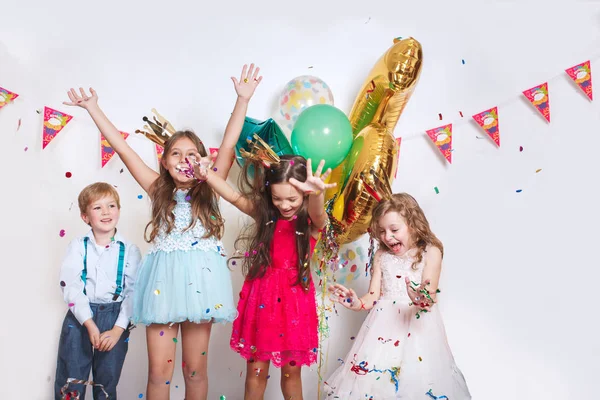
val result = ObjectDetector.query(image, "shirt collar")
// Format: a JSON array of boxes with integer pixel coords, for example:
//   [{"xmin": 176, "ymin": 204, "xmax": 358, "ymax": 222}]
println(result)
[{"xmin": 84, "ymin": 229, "xmax": 125, "ymax": 246}]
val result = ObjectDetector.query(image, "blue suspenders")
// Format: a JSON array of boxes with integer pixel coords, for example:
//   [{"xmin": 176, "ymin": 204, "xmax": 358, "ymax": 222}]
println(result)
[{"xmin": 82, "ymin": 237, "xmax": 126, "ymax": 301}]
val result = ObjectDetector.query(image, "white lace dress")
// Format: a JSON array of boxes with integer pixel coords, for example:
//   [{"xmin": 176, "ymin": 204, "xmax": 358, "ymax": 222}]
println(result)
[
  {"xmin": 132, "ymin": 189, "xmax": 237, "ymax": 325},
  {"xmin": 324, "ymin": 251, "xmax": 471, "ymax": 399}
]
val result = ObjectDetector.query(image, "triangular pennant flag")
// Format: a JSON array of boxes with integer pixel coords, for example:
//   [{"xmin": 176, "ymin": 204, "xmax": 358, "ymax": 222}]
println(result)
[
  {"xmin": 42, "ymin": 106, "xmax": 73, "ymax": 149},
  {"xmin": 156, "ymin": 144, "xmax": 164, "ymax": 166},
  {"xmin": 472, "ymin": 107, "xmax": 500, "ymax": 146},
  {"xmin": 0, "ymin": 87, "xmax": 19, "ymax": 110},
  {"xmin": 101, "ymin": 132, "xmax": 130, "ymax": 168},
  {"xmin": 565, "ymin": 61, "xmax": 593, "ymax": 101},
  {"xmin": 394, "ymin": 137, "xmax": 402, "ymax": 178},
  {"xmin": 522, "ymin": 83, "xmax": 550, "ymax": 122},
  {"xmin": 426, "ymin": 124, "xmax": 453, "ymax": 164}
]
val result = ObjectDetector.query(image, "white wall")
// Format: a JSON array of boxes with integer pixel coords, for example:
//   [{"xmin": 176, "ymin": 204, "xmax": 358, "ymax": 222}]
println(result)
[{"xmin": 1, "ymin": 2, "xmax": 599, "ymax": 399}]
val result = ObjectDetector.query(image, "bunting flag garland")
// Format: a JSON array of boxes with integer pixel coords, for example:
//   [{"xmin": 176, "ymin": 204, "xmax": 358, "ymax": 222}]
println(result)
[
  {"xmin": 472, "ymin": 107, "xmax": 500, "ymax": 146},
  {"xmin": 42, "ymin": 107, "xmax": 73, "ymax": 149},
  {"xmin": 426, "ymin": 124, "xmax": 453, "ymax": 164},
  {"xmin": 522, "ymin": 82, "xmax": 550, "ymax": 122},
  {"xmin": 565, "ymin": 61, "xmax": 593, "ymax": 101},
  {"xmin": 0, "ymin": 87, "xmax": 18, "ymax": 109},
  {"xmin": 394, "ymin": 137, "xmax": 402, "ymax": 178},
  {"xmin": 101, "ymin": 131, "xmax": 129, "ymax": 167}
]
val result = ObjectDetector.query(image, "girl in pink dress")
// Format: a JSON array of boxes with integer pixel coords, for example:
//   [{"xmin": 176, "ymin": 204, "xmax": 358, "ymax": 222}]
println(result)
[{"xmin": 194, "ymin": 153, "xmax": 335, "ymax": 400}]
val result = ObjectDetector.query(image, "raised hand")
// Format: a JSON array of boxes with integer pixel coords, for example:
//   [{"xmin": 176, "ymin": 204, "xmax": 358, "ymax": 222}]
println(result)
[
  {"xmin": 231, "ymin": 63, "xmax": 263, "ymax": 101},
  {"xmin": 328, "ymin": 283, "xmax": 361, "ymax": 310},
  {"xmin": 289, "ymin": 159, "xmax": 337, "ymax": 196},
  {"xmin": 63, "ymin": 87, "xmax": 99, "ymax": 110},
  {"xmin": 405, "ymin": 277, "xmax": 434, "ymax": 312}
]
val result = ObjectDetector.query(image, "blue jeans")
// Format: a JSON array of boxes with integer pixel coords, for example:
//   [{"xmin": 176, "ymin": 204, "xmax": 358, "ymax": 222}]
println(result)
[{"xmin": 54, "ymin": 302, "xmax": 130, "ymax": 400}]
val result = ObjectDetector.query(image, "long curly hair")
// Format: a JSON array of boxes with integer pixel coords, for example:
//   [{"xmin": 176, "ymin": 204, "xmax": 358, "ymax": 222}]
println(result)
[
  {"xmin": 232, "ymin": 154, "xmax": 312, "ymax": 289},
  {"xmin": 370, "ymin": 193, "xmax": 443, "ymax": 270},
  {"xmin": 144, "ymin": 130, "xmax": 224, "ymax": 243}
]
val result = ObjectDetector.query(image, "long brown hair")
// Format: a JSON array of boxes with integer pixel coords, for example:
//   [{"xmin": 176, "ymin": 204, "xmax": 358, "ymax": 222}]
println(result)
[
  {"xmin": 144, "ymin": 131, "xmax": 224, "ymax": 242},
  {"xmin": 370, "ymin": 193, "xmax": 443, "ymax": 269},
  {"xmin": 232, "ymin": 154, "xmax": 312, "ymax": 289}
]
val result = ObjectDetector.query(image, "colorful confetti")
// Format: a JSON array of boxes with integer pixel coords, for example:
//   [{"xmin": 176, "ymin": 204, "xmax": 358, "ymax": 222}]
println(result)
[
  {"xmin": 172, "ymin": 338, "xmax": 178, "ymax": 343},
  {"xmin": 461, "ymin": 59, "xmax": 465, "ymax": 65},
  {"xmin": 138, "ymin": 394, "xmax": 143, "ymax": 398},
  {"xmin": 65, "ymin": 172, "xmax": 72, "ymax": 178},
  {"xmin": 24, "ymin": 146, "xmax": 28, "ymax": 151},
  {"xmin": 160, "ymin": 331, "xmax": 164, "ymax": 336},
  {"xmin": 17, "ymin": 118, "xmax": 21, "ymax": 131},
  {"xmin": 438, "ymin": 113, "xmax": 442, "ymax": 120},
  {"xmin": 516, "ymin": 189, "xmax": 523, "ymax": 193},
  {"xmin": 60, "ymin": 281, "xmax": 66, "ymax": 287},
  {"xmin": 137, "ymin": 194, "xmax": 143, "ymax": 199},
  {"xmin": 459, "ymin": 111, "xmax": 463, "ymax": 117},
  {"xmin": 434, "ymin": 187, "xmax": 439, "ymax": 194},
  {"xmin": 68, "ymin": 303, "xmax": 74, "ymax": 307},
  {"xmin": 519, "ymin": 146, "xmax": 523, "ymax": 152},
  {"xmin": 536, "ymin": 169, "xmax": 542, "ymax": 173},
  {"xmin": 59, "ymin": 229, "xmax": 66, "ymax": 237},
  {"xmin": 154, "ymin": 289, "xmax": 160, "ymax": 295}
]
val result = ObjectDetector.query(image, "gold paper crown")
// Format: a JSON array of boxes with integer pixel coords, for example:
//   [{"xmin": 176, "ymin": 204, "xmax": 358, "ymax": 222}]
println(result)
[
  {"xmin": 239, "ymin": 133, "xmax": 281, "ymax": 168},
  {"xmin": 135, "ymin": 108, "xmax": 176, "ymax": 147}
]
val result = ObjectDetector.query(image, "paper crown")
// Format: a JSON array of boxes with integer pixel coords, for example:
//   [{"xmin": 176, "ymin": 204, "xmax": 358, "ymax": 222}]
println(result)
[
  {"xmin": 239, "ymin": 133, "xmax": 281, "ymax": 168},
  {"xmin": 135, "ymin": 108, "xmax": 176, "ymax": 147}
]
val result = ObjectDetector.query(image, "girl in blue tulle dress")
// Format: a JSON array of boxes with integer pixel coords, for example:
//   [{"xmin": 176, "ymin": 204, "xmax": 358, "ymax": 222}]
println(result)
[{"xmin": 63, "ymin": 63, "xmax": 262, "ymax": 399}]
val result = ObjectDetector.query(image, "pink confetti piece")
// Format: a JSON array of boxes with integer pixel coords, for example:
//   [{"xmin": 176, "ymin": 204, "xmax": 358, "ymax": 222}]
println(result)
[
  {"xmin": 68, "ymin": 303, "xmax": 74, "ymax": 307},
  {"xmin": 24, "ymin": 146, "xmax": 28, "ymax": 152},
  {"xmin": 59, "ymin": 229, "xmax": 66, "ymax": 237},
  {"xmin": 17, "ymin": 118, "xmax": 21, "ymax": 131}
]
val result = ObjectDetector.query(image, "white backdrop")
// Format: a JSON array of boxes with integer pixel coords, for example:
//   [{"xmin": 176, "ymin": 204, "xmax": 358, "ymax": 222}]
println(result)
[{"xmin": 1, "ymin": 2, "xmax": 599, "ymax": 399}]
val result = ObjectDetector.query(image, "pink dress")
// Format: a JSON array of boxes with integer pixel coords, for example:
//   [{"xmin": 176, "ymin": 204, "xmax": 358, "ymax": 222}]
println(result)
[{"xmin": 230, "ymin": 218, "xmax": 318, "ymax": 368}]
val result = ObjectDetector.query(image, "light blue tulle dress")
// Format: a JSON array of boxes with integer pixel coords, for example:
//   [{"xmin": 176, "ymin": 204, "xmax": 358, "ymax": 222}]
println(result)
[{"xmin": 133, "ymin": 189, "xmax": 237, "ymax": 325}]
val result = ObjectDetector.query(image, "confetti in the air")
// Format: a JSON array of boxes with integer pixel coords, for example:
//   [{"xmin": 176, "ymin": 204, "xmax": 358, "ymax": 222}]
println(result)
[{"xmin": 59, "ymin": 229, "xmax": 66, "ymax": 237}]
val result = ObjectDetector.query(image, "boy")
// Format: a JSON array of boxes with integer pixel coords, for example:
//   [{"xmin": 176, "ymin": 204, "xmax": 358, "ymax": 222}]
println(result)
[{"xmin": 54, "ymin": 182, "xmax": 141, "ymax": 399}]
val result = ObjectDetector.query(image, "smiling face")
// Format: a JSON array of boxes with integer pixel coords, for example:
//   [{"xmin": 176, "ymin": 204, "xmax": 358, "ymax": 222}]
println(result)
[
  {"xmin": 162, "ymin": 136, "xmax": 201, "ymax": 187},
  {"xmin": 270, "ymin": 182, "xmax": 305, "ymax": 220},
  {"xmin": 81, "ymin": 195, "xmax": 120, "ymax": 236},
  {"xmin": 377, "ymin": 211, "xmax": 413, "ymax": 255}
]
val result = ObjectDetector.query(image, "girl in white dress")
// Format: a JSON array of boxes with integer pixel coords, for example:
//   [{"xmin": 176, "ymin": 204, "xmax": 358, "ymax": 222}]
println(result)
[{"xmin": 325, "ymin": 193, "xmax": 471, "ymax": 399}]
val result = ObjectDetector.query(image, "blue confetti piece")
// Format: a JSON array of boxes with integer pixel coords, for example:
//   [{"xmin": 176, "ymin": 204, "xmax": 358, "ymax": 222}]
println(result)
[
  {"xmin": 206, "ymin": 308, "xmax": 210, "ymax": 313},
  {"xmin": 516, "ymin": 189, "xmax": 523, "ymax": 193},
  {"xmin": 68, "ymin": 324, "xmax": 74, "ymax": 328},
  {"xmin": 165, "ymin": 380, "xmax": 170, "ymax": 385},
  {"xmin": 138, "ymin": 394, "xmax": 143, "ymax": 399},
  {"xmin": 461, "ymin": 59, "xmax": 465, "ymax": 65},
  {"xmin": 192, "ymin": 241, "xmax": 198, "ymax": 246},
  {"xmin": 124, "ymin": 337, "xmax": 130, "ymax": 343},
  {"xmin": 137, "ymin": 194, "xmax": 143, "ymax": 199}
]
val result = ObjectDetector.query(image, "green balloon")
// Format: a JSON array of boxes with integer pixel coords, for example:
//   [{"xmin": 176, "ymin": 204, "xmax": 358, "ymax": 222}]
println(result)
[
  {"xmin": 291, "ymin": 104, "xmax": 353, "ymax": 172},
  {"xmin": 235, "ymin": 117, "xmax": 293, "ymax": 178}
]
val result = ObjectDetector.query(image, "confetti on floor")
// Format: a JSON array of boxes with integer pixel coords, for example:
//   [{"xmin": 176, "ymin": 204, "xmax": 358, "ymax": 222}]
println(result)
[{"xmin": 434, "ymin": 187, "xmax": 439, "ymax": 194}]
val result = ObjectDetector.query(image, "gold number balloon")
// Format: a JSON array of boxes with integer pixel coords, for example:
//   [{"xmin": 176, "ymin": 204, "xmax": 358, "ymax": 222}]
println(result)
[{"xmin": 330, "ymin": 37, "xmax": 423, "ymax": 245}]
